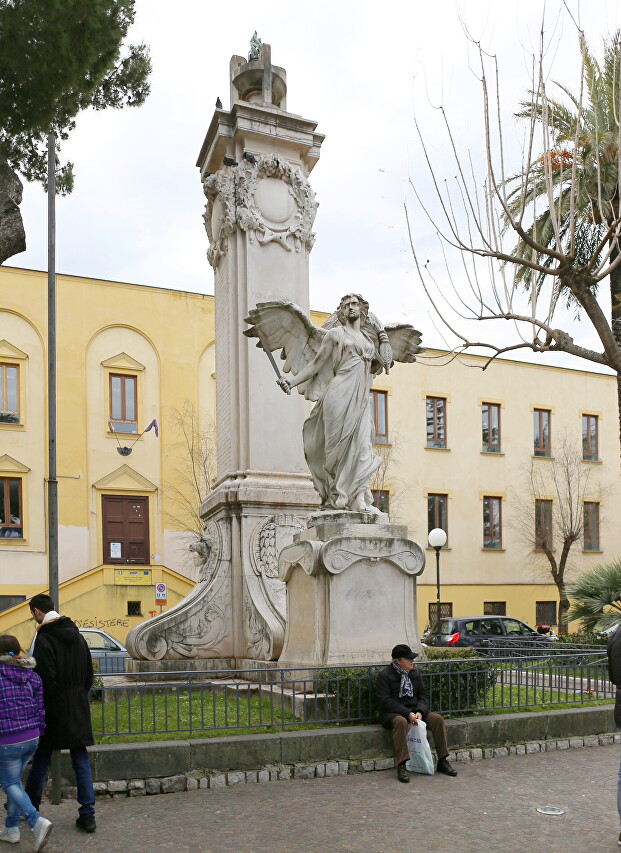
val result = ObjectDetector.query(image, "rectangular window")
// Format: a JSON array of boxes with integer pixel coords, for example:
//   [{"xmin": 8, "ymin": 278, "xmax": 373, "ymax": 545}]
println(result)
[
  {"xmin": 428, "ymin": 602, "xmax": 453, "ymax": 623},
  {"xmin": 482, "ymin": 403, "xmax": 501, "ymax": 453},
  {"xmin": 371, "ymin": 489, "xmax": 390, "ymax": 514},
  {"xmin": 369, "ymin": 390, "xmax": 388, "ymax": 444},
  {"xmin": 426, "ymin": 396, "xmax": 447, "ymax": 448},
  {"xmin": 483, "ymin": 496, "xmax": 502, "ymax": 549},
  {"xmin": 0, "ymin": 477, "xmax": 22, "ymax": 538},
  {"xmin": 536, "ymin": 601, "xmax": 557, "ymax": 626},
  {"xmin": 583, "ymin": 501, "xmax": 600, "ymax": 551},
  {"xmin": 0, "ymin": 364, "xmax": 19, "ymax": 424},
  {"xmin": 109, "ymin": 374, "xmax": 137, "ymax": 433},
  {"xmin": 427, "ymin": 494, "xmax": 448, "ymax": 545},
  {"xmin": 533, "ymin": 409, "xmax": 551, "ymax": 456},
  {"xmin": 535, "ymin": 499, "xmax": 553, "ymax": 550},
  {"xmin": 484, "ymin": 601, "xmax": 506, "ymax": 616},
  {"xmin": 582, "ymin": 414, "xmax": 599, "ymax": 461},
  {"xmin": 127, "ymin": 601, "xmax": 142, "ymax": 616}
]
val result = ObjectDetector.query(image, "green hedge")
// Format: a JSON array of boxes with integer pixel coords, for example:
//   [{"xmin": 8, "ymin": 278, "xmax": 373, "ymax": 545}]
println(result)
[
  {"xmin": 556, "ymin": 631, "xmax": 607, "ymax": 646},
  {"xmin": 315, "ymin": 650, "xmax": 497, "ymax": 721}
]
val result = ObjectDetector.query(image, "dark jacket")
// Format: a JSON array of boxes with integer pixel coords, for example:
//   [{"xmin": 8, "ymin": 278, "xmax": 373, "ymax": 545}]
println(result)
[
  {"xmin": 32, "ymin": 616, "xmax": 94, "ymax": 749},
  {"xmin": 607, "ymin": 626, "xmax": 621, "ymax": 729},
  {"xmin": 376, "ymin": 663, "xmax": 430, "ymax": 727}
]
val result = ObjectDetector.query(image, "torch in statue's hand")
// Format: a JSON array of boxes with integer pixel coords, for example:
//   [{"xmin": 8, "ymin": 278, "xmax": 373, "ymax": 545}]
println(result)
[{"xmin": 277, "ymin": 377, "xmax": 291, "ymax": 394}]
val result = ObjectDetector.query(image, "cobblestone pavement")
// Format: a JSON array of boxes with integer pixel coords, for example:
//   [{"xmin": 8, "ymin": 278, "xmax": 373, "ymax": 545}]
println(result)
[{"xmin": 5, "ymin": 744, "xmax": 621, "ymax": 853}]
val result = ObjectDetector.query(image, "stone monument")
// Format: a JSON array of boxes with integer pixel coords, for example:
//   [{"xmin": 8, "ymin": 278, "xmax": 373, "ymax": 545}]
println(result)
[
  {"xmin": 244, "ymin": 294, "xmax": 426, "ymax": 667},
  {"xmin": 126, "ymin": 38, "xmax": 325, "ymax": 664}
]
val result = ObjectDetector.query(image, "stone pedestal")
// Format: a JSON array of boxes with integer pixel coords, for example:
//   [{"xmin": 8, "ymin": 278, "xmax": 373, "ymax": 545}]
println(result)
[{"xmin": 277, "ymin": 513, "xmax": 426, "ymax": 668}]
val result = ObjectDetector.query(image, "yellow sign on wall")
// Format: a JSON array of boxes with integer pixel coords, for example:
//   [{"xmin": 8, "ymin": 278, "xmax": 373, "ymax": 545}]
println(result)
[{"xmin": 114, "ymin": 569, "xmax": 152, "ymax": 586}]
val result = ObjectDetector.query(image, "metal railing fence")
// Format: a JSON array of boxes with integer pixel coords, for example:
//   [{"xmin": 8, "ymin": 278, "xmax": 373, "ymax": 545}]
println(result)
[{"xmin": 90, "ymin": 647, "xmax": 613, "ymax": 739}]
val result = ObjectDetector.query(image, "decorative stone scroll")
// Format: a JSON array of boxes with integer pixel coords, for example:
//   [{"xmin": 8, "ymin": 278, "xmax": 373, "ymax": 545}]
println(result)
[{"xmin": 203, "ymin": 154, "xmax": 318, "ymax": 267}]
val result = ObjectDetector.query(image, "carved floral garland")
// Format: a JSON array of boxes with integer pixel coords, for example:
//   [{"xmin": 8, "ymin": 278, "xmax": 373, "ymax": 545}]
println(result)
[{"xmin": 202, "ymin": 154, "xmax": 318, "ymax": 268}]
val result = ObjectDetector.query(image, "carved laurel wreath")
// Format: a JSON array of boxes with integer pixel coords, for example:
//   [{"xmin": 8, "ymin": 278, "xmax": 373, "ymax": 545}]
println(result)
[{"xmin": 202, "ymin": 154, "xmax": 318, "ymax": 268}]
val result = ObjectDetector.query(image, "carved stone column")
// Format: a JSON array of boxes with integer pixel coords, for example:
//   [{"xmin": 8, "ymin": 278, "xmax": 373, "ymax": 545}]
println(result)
[{"xmin": 127, "ymin": 40, "xmax": 324, "ymax": 663}]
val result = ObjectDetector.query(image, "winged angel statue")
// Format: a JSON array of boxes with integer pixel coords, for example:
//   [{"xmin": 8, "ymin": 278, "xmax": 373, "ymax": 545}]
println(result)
[{"xmin": 244, "ymin": 294, "xmax": 423, "ymax": 514}]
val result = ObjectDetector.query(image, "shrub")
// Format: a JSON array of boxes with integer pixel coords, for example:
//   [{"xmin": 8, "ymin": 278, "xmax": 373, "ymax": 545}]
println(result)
[
  {"xmin": 417, "ymin": 648, "xmax": 497, "ymax": 715},
  {"xmin": 556, "ymin": 631, "xmax": 607, "ymax": 646},
  {"xmin": 314, "ymin": 649, "xmax": 497, "ymax": 722}
]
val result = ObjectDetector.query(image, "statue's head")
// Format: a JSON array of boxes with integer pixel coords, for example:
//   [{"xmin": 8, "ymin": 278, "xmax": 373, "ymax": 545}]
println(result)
[{"xmin": 336, "ymin": 293, "xmax": 369, "ymax": 326}]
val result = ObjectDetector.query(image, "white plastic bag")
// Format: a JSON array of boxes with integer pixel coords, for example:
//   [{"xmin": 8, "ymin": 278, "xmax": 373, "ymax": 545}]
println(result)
[{"xmin": 405, "ymin": 719, "xmax": 434, "ymax": 775}]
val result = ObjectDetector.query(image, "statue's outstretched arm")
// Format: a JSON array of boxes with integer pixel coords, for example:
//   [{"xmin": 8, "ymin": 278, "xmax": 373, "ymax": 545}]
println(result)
[{"xmin": 283, "ymin": 331, "xmax": 336, "ymax": 391}]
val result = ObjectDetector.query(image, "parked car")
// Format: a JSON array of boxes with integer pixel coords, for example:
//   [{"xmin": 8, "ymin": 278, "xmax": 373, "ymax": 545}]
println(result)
[
  {"xmin": 423, "ymin": 616, "xmax": 553, "ymax": 654},
  {"xmin": 29, "ymin": 627, "xmax": 130, "ymax": 674}
]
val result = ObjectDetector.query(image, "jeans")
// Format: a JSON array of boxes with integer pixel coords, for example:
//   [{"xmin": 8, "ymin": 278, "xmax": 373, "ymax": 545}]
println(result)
[
  {"xmin": 0, "ymin": 737, "xmax": 41, "ymax": 829},
  {"xmin": 25, "ymin": 744, "xmax": 95, "ymax": 817}
]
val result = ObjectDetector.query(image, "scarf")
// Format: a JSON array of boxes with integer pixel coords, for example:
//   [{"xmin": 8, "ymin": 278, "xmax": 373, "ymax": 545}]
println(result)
[{"xmin": 392, "ymin": 661, "xmax": 413, "ymax": 699}]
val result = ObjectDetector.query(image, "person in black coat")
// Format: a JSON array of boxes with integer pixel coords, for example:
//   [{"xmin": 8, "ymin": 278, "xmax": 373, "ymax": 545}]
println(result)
[
  {"xmin": 607, "ymin": 625, "xmax": 621, "ymax": 844},
  {"xmin": 24, "ymin": 594, "xmax": 97, "ymax": 834},
  {"xmin": 376, "ymin": 643, "xmax": 457, "ymax": 782}
]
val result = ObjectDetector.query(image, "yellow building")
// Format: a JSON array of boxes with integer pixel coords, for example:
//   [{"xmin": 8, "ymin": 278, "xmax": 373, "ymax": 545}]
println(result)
[{"xmin": 1, "ymin": 265, "xmax": 620, "ymax": 647}]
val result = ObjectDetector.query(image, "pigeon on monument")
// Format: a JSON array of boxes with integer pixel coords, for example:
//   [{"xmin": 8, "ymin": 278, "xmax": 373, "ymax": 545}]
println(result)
[
  {"xmin": 243, "ymin": 152, "xmax": 257, "ymax": 164},
  {"xmin": 223, "ymin": 156, "xmax": 238, "ymax": 167},
  {"xmin": 215, "ymin": 97, "xmax": 223, "ymax": 108}
]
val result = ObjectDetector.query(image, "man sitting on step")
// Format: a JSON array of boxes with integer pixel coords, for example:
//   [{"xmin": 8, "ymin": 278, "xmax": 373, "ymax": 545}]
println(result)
[{"xmin": 376, "ymin": 643, "xmax": 458, "ymax": 782}]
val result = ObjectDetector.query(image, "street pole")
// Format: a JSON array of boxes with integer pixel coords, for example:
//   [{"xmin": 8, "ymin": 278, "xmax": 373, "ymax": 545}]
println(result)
[
  {"xmin": 428, "ymin": 528, "xmax": 447, "ymax": 628},
  {"xmin": 47, "ymin": 133, "xmax": 61, "ymax": 806},
  {"xmin": 435, "ymin": 546, "xmax": 441, "ymax": 628}
]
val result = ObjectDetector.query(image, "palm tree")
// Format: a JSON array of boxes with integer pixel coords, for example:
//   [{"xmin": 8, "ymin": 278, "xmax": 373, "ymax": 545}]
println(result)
[
  {"xmin": 567, "ymin": 560, "xmax": 621, "ymax": 632},
  {"xmin": 506, "ymin": 33, "xmax": 621, "ymax": 442}
]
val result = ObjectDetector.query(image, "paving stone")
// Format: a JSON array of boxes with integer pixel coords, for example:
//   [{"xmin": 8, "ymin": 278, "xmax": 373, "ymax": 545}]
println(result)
[
  {"xmin": 257, "ymin": 770, "xmax": 270, "ymax": 783},
  {"xmin": 493, "ymin": 748, "xmax": 509, "ymax": 758},
  {"xmin": 483, "ymin": 748, "xmax": 494, "ymax": 760},
  {"xmin": 199, "ymin": 777, "xmax": 209, "ymax": 789},
  {"xmin": 161, "ymin": 775, "xmax": 186, "ymax": 794},
  {"xmin": 361, "ymin": 760, "xmax": 375, "ymax": 772},
  {"xmin": 515, "ymin": 744, "xmax": 526, "ymax": 755},
  {"xmin": 614, "ymin": 733, "xmax": 621, "ymax": 743},
  {"xmin": 325, "ymin": 761, "xmax": 340, "ymax": 777},
  {"xmin": 470, "ymin": 748, "xmax": 483, "ymax": 761},
  {"xmin": 145, "ymin": 779, "xmax": 161, "ymax": 795},
  {"xmin": 569, "ymin": 737, "xmax": 584, "ymax": 749},
  {"xmin": 245, "ymin": 771, "xmax": 258, "ymax": 783},
  {"xmin": 209, "ymin": 774, "xmax": 226, "ymax": 789},
  {"xmin": 456, "ymin": 751, "xmax": 470, "ymax": 762},
  {"xmin": 525, "ymin": 742, "xmax": 540, "ymax": 754},
  {"xmin": 557, "ymin": 739, "xmax": 570, "ymax": 750},
  {"xmin": 373, "ymin": 758, "xmax": 393, "ymax": 771},
  {"xmin": 338, "ymin": 762, "xmax": 349, "ymax": 775},
  {"xmin": 583, "ymin": 735, "xmax": 599, "ymax": 747},
  {"xmin": 186, "ymin": 777, "xmax": 199, "ymax": 790},
  {"xmin": 108, "ymin": 780, "xmax": 128, "ymax": 793},
  {"xmin": 93, "ymin": 782, "xmax": 109, "ymax": 796},
  {"xmin": 294, "ymin": 766, "xmax": 316, "ymax": 780},
  {"xmin": 277, "ymin": 767, "xmax": 292, "ymax": 781},
  {"xmin": 599, "ymin": 735, "xmax": 614, "ymax": 746},
  {"xmin": 545, "ymin": 741, "xmax": 557, "ymax": 752},
  {"xmin": 315, "ymin": 764, "xmax": 326, "ymax": 778},
  {"xmin": 25, "ymin": 743, "xmax": 620, "ymax": 853},
  {"xmin": 226, "ymin": 772, "xmax": 245, "ymax": 786}
]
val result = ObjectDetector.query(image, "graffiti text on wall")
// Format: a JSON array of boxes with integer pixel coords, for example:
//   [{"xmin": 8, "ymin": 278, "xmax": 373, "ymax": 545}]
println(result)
[{"xmin": 74, "ymin": 618, "xmax": 130, "ymax": 629}]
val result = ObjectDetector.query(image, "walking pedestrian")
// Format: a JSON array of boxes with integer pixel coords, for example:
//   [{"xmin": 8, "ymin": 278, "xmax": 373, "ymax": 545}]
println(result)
[
  {"xmin": 607, "ymin": 625, "xmax": 621, "ymax": 845},
  {"xmin": 25, "ymin": 595, "xmax": 96, "ymax": 834},
  {"xmin": 0, "ymin": 634, "xmax": 52, "ymax": 850}
]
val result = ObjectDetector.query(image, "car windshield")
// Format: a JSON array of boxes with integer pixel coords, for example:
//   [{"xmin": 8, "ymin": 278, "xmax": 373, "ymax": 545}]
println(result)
[{"xmin": 430, "ymin": 619, "xmax": 457, "ymax": 635}]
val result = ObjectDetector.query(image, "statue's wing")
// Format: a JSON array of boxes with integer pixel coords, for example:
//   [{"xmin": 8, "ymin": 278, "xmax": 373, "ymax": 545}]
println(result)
[
  {"xmin": 244, "ymin": 300, "xmax": 326, "ymax": 400},
  {"xmin": 385, "ymin": 324, "xmax": 425, "ymax": 363}
]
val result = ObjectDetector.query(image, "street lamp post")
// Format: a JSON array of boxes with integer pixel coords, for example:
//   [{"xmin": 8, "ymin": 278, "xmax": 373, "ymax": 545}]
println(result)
[{"xmin": 428, "ymin": 528, "xmax": 447, "ymax": 628}]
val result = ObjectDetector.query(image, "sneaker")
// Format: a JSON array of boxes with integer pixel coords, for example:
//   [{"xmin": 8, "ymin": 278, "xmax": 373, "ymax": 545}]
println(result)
[
  {"xmin": 0, "ymin": 827, "xmax": 19, "ymax": 844},
  {"xmin": 31, "ymin": 817, "xmax": 52, "ymax": 852},
  {"xmin": 75, "ymin": 814, "xmax": 96, "ymax": 833}
]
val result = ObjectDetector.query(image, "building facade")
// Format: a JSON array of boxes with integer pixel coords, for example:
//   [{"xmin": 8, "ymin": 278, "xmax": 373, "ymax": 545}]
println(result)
[{"xmin": 1, "ymin": 265, "xmax": 620, "ymax": 647}]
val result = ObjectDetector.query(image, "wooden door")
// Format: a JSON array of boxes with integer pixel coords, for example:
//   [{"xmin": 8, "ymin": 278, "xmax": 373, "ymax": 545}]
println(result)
[{"xmin": 102, "ymin": 496, "xmax": 149, "ymax": 565}]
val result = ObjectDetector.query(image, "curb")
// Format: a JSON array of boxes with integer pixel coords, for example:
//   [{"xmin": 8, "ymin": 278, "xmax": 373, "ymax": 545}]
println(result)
[{"xmin": 57, "ymin": 731, "xmax": 620, "ymax": 800}]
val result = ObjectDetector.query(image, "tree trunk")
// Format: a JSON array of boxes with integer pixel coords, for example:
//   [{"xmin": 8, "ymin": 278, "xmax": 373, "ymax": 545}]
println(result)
[
  {"xmin": 558, "ymin": 595, "xmax": 570, "ymax": 635},
  {"xmin": 0, "ymin": 156, "xmax": 26, "ymax": 264},
  {"xmin": 609, "ymin": 251, "xmax": 621, "ymax": 451}
]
